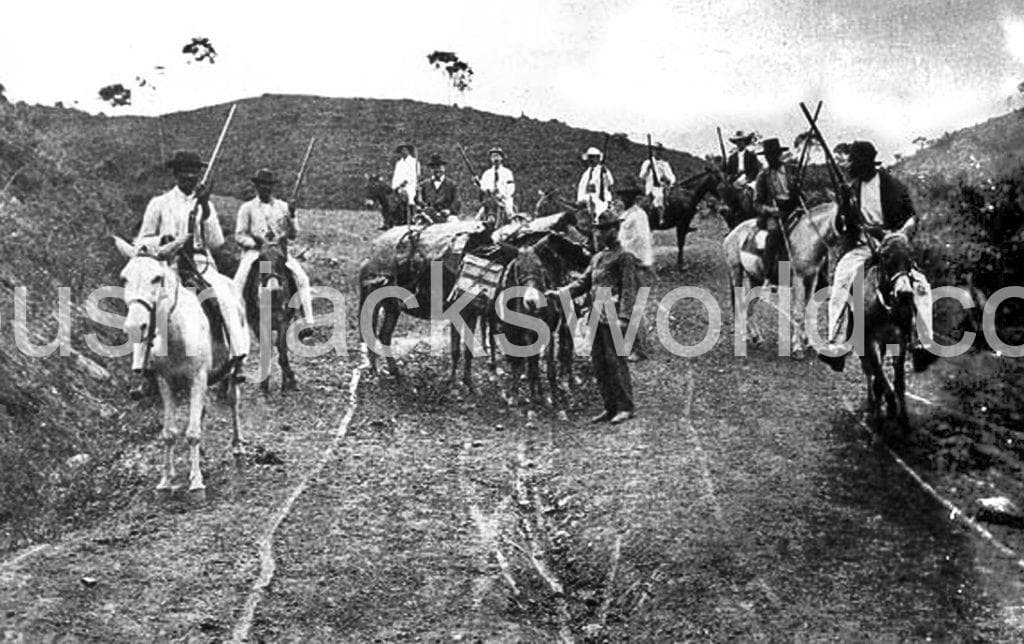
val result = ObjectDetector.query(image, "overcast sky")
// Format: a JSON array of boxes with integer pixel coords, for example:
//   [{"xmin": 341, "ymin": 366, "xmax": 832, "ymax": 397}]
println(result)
[{"xmin": 4, "ymin": 0, "xmax": 1024, "ymax": 161}]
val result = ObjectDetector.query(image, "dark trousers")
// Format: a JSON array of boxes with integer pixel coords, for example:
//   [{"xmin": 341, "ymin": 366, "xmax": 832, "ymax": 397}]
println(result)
[{"xmin": 592, "ymin": 323, "xmax": 634, "ymax": 414}]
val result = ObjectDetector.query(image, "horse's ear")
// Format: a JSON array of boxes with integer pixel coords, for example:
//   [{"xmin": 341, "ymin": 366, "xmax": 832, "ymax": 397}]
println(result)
[
  {"xmin": 113, "ymin": 236, "xmax": 136, "ymax": 259},
  {"xmin": 155, "ymin": 235, "xmax": 190, "ymax": 261}
]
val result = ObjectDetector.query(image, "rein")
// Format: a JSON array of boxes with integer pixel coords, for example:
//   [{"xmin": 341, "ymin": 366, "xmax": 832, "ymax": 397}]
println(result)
[{"xmin": 127, "ymin": 266, "xmax": 181, "ymax": 363}]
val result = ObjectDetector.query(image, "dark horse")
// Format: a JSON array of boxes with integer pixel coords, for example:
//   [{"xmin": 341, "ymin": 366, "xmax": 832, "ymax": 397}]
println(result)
[
  {"xmin": 363, "ymin": 173, "xmax": 407, "ymax": 229},
  {"xmin": 648, "ymin": 168, "xmax": 721, "ymax": 268},
  {"xmin": 497, "ymin": 232, "xmax": 591, "ymax": 405},
  {"xmin": 242, "ymin": 238, "xmax": 298, "ymax": 393},
  {"xmin": 855, "ymin": 234, "xmax": 918, "ymax": 430},
  {"xmin": 358, "ymin": 221, "xmax": 493, "ymax": 380}
]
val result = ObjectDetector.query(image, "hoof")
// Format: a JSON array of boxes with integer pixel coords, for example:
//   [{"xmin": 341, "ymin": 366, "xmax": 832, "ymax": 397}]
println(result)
[
  {"xmin": 155, "ymin": 486, "xmax": 174, "ymax": 500},
  {"xmin": 282, "ymin": 379, "xmax": 298, "ymax": 392},
  {"xmin": 792, "ymin": 348, "xmax": 806, "ymax": 360},
  {"xmin": 188, "ymin": 487, "xmax": 207, "ymax": 504}
]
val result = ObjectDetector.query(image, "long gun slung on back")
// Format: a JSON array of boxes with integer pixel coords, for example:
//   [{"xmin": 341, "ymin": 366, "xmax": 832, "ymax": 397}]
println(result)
[
  {"xmin": 794, "ymin": 101, "xmax": 822, "ymax": 197},
  {"xmin": 457, "ymin": 143, "xmax": 481, "ymax": 188},
  {"xmin": 716, "ymin": 126, "xmax": 727, "ymax": 172},
  {"xmin": 646, "ymin": 134, "xmax": 660, "ymax": 188},
  {"xmin": 600, "ymin": 132, "xmax": 610, "ymax": 197}
]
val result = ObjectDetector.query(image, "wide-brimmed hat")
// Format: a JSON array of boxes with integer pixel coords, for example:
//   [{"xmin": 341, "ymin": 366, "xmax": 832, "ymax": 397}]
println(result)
[
  {"xmin": 654, "ymin": 142, "xmax": 666, "ymax": 151},
  {"xmin": 250, "ymin": 167, "xmax": 278, "ymax": 185},
  {"xmin": 729, "ymin": 130, "xmax": 755, "ymax": 144},
  {"xmin": 487, "ymin": 146, "xmax": 505, "ymax": 158},
  {"xmin": 757, "ymin": 138, "xmax": 789, "ymax": 156},
  {"xmin": 614, "ymin": 175, "xmax": 645, "ymax": 196},
  {"xmin": 426, "ymin": 154, "xmax": 446, "ymax": 167},
  {"xmin": 594, "ymin": 208, "xmax": 622, "ymax": 229},
  {"xmin": 394, "ymin": 143, "xmax": 415, "ymax": 154},
  {"xmin": 583, "ymin": 146, "xmax": 603, "ymax": 160},
  {"xmin": 848, "ymin": 140, "xmax": 881, "ymax": 166},
  {"xmin": 165, "ymin": 150, "xmax": 207, "ymax": 172}
]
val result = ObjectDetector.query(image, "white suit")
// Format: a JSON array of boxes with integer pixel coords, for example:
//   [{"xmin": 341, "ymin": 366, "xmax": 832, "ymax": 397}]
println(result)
[
  {"xmin": 233, "ymin": 197, "xmax": 315, "ymax": 324},
  {"xmin": 391, "ymin": 155, "xmax": 420, "ymax": 205},
  {"xmin": 479, "ymin": 164, "xmax": 516, "ymax": 216},
  {"xmin": 576, "ymin": 164, "xmax": 614, "ymax": 215},
  {"xmin": 639, "ymin": 158, "xmax": 675, "ymax": 209},
  {"xmin": 133, "ymin": 186, "xmax": 249, "ymax": 369}
]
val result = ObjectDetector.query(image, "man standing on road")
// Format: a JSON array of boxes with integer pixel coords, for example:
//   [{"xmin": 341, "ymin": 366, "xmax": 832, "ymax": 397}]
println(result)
[
  {"xmin": 616, "ymin": 175, "xmax": 653, "ymax": 362},
  {"xmin": 391, "ymin": 143, "xmax": 419, "ymax": 223},
  {"xmin": 233, "ymin": 167, "xmax": 315, "ymax": 339},
  {"xmin": 639, "ymin": 142, "xmax": 676, "ymax": 225},
  {"xmin": 552, "ymin": 208, "xmax": 639, "ymax": 425},
  {"xmin": 129, "ymin": 150, "xmax": 249, "ymax": 400},
  {"xmin": 577, "ymin": 146, "xmax": 614, "ymax": 217},
  {"xmin": 818, "ymin": 140, "xmax": 936, "ymax": 372},
  {"xmin": 477, "ymin": 146, "xmax": 515, "ymax": 224}
]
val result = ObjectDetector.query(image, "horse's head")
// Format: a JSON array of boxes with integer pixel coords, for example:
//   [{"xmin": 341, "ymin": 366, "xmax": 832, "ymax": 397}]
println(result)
[
  {"xmin": 115, "ymin": 235, "xmax": 185, "ymax": 343},
  {"xmin": 878, "ymin": 232, "xmax": 915, "ymax": 304},
  {"xmin": 255, "ymin": 236, "xmax": 291, "ymax": 292}
]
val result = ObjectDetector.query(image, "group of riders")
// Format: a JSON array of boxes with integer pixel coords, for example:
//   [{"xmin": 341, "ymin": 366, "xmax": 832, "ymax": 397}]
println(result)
[{"xmin": 125, "ymin": 126, "xmax": 938, "ymax": 420}]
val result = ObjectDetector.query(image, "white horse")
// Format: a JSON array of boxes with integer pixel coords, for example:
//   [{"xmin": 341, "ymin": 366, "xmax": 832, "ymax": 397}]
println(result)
[
  {"xmin": 723, "ymin": 202, "xmax": 837, "ymax": 357},
  {"xmin": 115, "ymin": 236, "xmax": 244, "ymax": 501}
]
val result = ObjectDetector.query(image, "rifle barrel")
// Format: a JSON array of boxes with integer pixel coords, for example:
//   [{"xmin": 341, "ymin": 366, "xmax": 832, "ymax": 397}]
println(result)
[
  {"xmin": 716, "ymin": 127, "xmax": 727, "ymax": 171},
  {"xmin": 290, "ymin": 136, "xmax": 317, "ymax": 203},
  {"xmin": 201, "ymin": 103, "xmax": 237, "ymax": 186}
]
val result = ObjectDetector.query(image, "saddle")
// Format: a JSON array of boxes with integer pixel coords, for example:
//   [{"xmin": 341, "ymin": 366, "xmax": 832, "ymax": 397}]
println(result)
[{"xmin": 176, "ymin": 251, "xmax": 229, "ymax": 346}]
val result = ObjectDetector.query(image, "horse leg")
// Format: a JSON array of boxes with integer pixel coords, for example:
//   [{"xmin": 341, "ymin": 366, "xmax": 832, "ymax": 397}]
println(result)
[
  {"xmin": 894, "ymin": 342, "xmax": 909, "ymax": 429},
  {"xmin": 259, "ymin": 331, "xmax": 272, "ymax": 395},
  {"xmin": 449, "ymin": 321, "xmax": 460, "ymax": 388},
  {"xmin": 546, "ymin": 321, "xmax": 560, "ymax": 404},
  {"xmin": 156, "ymin": 376, "xmax": 178, "ymax": 496},
  {"xmin": 462, "ymin": 309, "xmax": 479, "ymax": 391},
  {"xmin": 675, "ymin": 222, "xmax": 688, "ymax": 269},
  {"xmin": 366, "ymin": 301, "xmax": 382, "ymax": 374},
  {"xmin": 860, "ymin": 353, "xmax": 881, "ymax": 428},
  {"xmin": 379, "ymin": 300, "xmax": 401, "ymax": 380},
  {"xmin": 186, "ymin": 370, "xmax": 207, "ymax": 502},
  {"xmin": 279, "ymin": 320, "xmax": 297, "ymax": 391}
]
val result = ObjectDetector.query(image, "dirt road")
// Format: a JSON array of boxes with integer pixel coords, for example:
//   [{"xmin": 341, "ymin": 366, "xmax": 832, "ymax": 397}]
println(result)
[{"xmin": 2, "ymin": 211, "xmax": 1022, "ymax": 641}]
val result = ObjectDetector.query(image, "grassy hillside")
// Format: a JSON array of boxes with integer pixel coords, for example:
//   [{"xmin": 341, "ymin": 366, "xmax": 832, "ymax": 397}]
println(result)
[
  {"xmin": 25, "ymin": 94, "xmax": 706, "ymax": 221},
  {"xmin": 895, "ymin": 109, "xmax": 1024, "ymax": 181}
]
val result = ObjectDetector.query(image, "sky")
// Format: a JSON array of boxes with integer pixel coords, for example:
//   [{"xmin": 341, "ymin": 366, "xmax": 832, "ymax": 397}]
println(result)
[{"xmin": 4, "ymin": 0, "xmax": 1024, "ymax": 161}]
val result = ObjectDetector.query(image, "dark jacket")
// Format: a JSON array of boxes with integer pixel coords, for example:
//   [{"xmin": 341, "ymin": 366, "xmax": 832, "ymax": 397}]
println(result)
[
  {"xmin": 843, "ymin": 169, "xmax": 915, "ymax": 233},
  {"xmin": 418, "ymin": 176, "xmax": 460, "ymax": 214},
  {"xmin": 753, "ymin": 163, "xmax": 799, "ymax": 221},
  {"xmin": 727, "ymin": 149, "xmax": 761, "ymax": 182},
  {"xmin": 566, "ymin": 244, "xmax": 638, "ymax": 324}
]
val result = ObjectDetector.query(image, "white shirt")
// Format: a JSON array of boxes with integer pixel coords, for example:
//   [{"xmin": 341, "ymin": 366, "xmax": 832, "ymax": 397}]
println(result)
[
  {"xmin": 479, "ymin": 165, "xmax": 516, "ymax": 201},
  {"xmin": 639, "ymin": 158, "xmax": 676, "ymax": 194},
  {"xmin": 576, "ymin": 164, "xmax": 614, "ymax": 203},
  {"xmin": 391, "ymin": 155, "xmax": 420, "ymax": 197},
  {"xmin": 859, "ymin": 173, "xmax": 884, "ymax": 227},
  {"xmin": 136, "ymin": 186, "xmax": 223, "ymax": 255},
  {"xmin": 235, "ymin": 197, "xmax": 294, "ymax": 249},
  {"xmin": 619, "ymin": 204, "xmax": 654, "ymax": 268}
]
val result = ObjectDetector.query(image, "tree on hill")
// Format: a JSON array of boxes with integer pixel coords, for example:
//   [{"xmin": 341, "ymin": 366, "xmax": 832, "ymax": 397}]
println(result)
[
  {"xmin": 426, "ymin": 51, "xmax": 473, "ymax": 105},
  {"xmin": 0, "ymin": 83, "xmax": 7, "ymax": 104},
  {"xmin": 182, "ymin": 37, "xmax": 217, "ymax": 64},
  {"xmin": 98, "ymin": 83, "xmax": 132, "ymax": 107}
]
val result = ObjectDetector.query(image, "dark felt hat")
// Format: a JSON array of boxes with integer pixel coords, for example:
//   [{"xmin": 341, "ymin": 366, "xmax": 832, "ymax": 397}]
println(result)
[
  {"xmin": 426, "ymin": 154, "xmax": 446, "ymax": 167},
  {"xmin": 166, "ymin": 150, "xmax": 207, "ymax": 172},
  {"xmin": 394, "ymin": 143, "xmax": 415, "ymax": 154},
  {"xmin": 250, "ymin": 167, "xmax": 278, "ymax": 184},
  {"xmin": 848, "ymin": 140, "xmax": 881, "ymax": 165},
  {"xmin": 757, "ymin": 138, "xmax": 789, "ymax": 156}
]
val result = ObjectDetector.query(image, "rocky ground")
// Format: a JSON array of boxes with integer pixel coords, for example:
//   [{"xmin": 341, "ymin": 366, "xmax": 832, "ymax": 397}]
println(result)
[{"xmin": 2, "ymin": 210, "xmax": 1023, "ymax": 641}]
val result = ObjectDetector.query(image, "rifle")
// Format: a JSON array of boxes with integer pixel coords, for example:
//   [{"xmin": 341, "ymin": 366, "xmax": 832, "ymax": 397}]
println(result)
[
  {"xmin": 285, "ymin": 136, "xmax": 316, "ymax": 238},
  {"xmin": 799, "ymin": 102, "xmax": 878, "ymax": 256},
  {"xmin": 716, "ymin": 126, "xmax": 727, "ymax": 171},
  {"xmin": 599, "ymin": 132, "xmax": 610, "ymax": 199},
  {"xmin": 187, "ymin": 103, "xmax": 237, "ymax": 267},
  {"xmin": 457, "ymin": 143, "xmax": 480, "ymax": 188},
  {"xmin": 793, "ymin": 101, "xmax": 822, "ymax": 197},
  {"xmin": 646, "ymin": 134, "xmax": 660, "ymax": 188}
]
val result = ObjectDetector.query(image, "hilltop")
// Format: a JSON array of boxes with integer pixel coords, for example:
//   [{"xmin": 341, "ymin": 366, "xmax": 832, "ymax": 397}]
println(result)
[
  {"xmin": 895, "ymin": 108, "xmax": 1024, "ymax": 182},
  {"xmin": 21, "ymin": 94, "xmax": 706, "ymax": 220}
]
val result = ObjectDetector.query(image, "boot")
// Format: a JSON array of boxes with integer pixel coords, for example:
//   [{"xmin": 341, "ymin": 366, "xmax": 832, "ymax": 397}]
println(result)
[{"xmin": 911, "ymin": 343, "xmax": 938, "ymax": 372}]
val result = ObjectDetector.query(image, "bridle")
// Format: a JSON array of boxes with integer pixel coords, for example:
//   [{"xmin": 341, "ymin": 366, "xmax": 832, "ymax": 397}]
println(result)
[{"xmin": 126, "ymin": 262, "xmax": 180, "ymax": 362}]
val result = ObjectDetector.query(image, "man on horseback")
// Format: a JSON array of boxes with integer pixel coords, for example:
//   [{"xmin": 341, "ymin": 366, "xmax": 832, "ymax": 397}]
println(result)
[
  {"xmin": 391, "ymin": 143, "xmax": 420, "ymax": 224},
  {"xmin": 554, "ymin": 208, "xmax": 639, "ymax": 425},
  {"xmin": 726, "ymin": 130, "xmax": 761, "ymax": 188},
  {"xmin": 233, "ymin": 168, "xmax": 316, "ymax": 339},
  {"xmin": 818, "ymin": 140, "xmax": 936, "ymax": 372},
  {"xmin": 638, "ymin": 142, "xmax": 675, "ymax": 226},
  {"xmin": 417, "ymin": 154, "xmax": 460, "ymax": 221},
  {"xmin": 477, "ymin": 146, "xmax": 515, "ymax": 225},
  {"xmin": 753, "ymin": 138, "xmax": 800, "ymax": 286},
  {"xmin": 130, "ymin": 150, "xmax": 249, "ymax": 399},
  {"xmin": 576, "ymin": 146, "xmax": 615, "ymax": 217}
]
